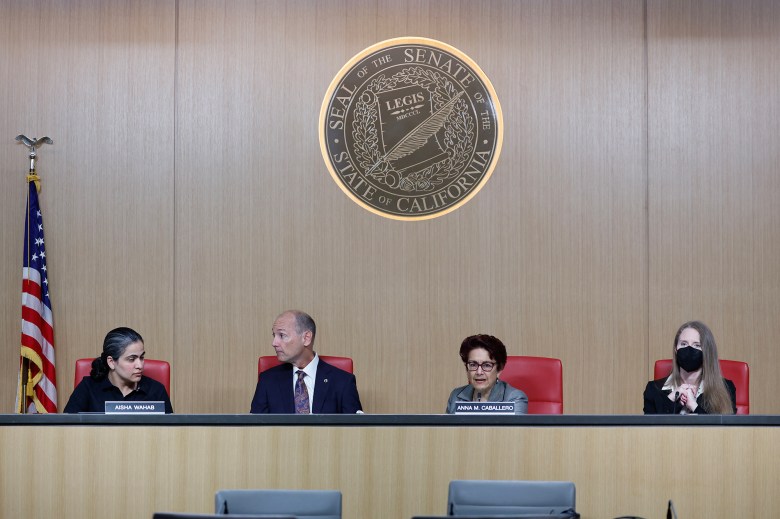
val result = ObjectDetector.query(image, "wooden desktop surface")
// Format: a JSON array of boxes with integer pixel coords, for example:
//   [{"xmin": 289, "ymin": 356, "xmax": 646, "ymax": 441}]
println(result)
[{"xmin": 1, "ymin": 415, "xmax": 777, "ymax": 519}]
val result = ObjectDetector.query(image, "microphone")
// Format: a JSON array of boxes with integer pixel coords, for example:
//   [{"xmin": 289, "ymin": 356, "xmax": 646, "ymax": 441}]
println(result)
[
  {"xmin": 672, "ymin": 391, "xmax": 680, "ymax": 414},
  {"xmin": 476, "ymin": 392, "xmax": 482, "ymax": 402},
  {"xmin": 667, "ymin": 499, "xmax": 677, "ymax": 519}
]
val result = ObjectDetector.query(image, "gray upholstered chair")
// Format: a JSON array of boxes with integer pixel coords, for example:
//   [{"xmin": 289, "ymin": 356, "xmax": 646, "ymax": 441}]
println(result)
[
  {"xmin": 447, "ymin": 480, "xmax": 577, "ymax": 517},
  {"xmin": 215, "ymin": 489, "xmax": 342, "ymax": 519}
]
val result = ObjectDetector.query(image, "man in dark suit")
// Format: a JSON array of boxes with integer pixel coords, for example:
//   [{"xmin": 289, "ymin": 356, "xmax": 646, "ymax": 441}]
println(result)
[{"xmin": 250, "ymin": 310, "xmax": 362, "ymax": 414}]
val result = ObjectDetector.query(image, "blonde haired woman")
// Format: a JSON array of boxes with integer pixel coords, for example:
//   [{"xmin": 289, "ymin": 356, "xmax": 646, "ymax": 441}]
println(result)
[{"xmin": 643, "ymin": 321, "xmax": 735, "ymax": 414}]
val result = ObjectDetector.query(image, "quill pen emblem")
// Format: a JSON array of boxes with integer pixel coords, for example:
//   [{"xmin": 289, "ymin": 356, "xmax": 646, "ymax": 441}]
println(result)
[{"xmin": 366, "ymin": 91, "xmax": 464, "ymax": 175}]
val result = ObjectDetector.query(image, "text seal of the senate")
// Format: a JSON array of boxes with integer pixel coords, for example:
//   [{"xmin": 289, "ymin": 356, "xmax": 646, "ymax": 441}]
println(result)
[{"xmin": 320, "ymin": 37, "xmax": 503, "ymax": 221}]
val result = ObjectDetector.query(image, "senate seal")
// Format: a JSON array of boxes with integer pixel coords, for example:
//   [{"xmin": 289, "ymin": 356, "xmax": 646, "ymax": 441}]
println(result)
[{"xmin": 319, "ymin": 37, "xmax": 503, "ymax": 220}]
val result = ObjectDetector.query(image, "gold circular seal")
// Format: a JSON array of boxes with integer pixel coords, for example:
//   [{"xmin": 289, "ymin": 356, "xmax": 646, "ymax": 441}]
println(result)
[{"xmin": 319, "ymin": 37, "xmax": 503, "ymax": 221}]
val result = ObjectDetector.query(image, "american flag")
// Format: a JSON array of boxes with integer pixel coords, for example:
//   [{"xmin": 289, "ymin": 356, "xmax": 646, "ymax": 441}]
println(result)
[{"xmin": 17, "ymin": 179, "xmax": 57, "ymax": 413}]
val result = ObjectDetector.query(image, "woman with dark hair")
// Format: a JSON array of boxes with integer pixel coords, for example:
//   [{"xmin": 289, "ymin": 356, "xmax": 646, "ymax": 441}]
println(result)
[
  {"xmin": 64, "ymin": 327, "xmax": 173, "ymax": 413},
  {"xmin": 643, "ymin": 321, "xmax": 736, "ymax": 414},
  {"xmin": 445, "ymin": 334, "xmax": 528, "ymax": 414}
]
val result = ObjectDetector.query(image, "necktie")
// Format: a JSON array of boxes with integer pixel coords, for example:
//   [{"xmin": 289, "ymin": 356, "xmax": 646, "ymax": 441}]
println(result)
[{"xmin": 294, "ymin": 370, "xmax": 310, "ymax": 414}]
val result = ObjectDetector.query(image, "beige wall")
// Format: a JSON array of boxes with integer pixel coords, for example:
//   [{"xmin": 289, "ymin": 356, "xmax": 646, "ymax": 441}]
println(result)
[{"xmin": 1, "ymin": 0, "xmax": 778, "ymax": 415}]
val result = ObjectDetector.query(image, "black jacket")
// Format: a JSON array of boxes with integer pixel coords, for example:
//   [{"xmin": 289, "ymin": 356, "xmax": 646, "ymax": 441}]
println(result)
[
  {"xmin": 643, "ymin": 377, "xmax": 736, "ymax": 414},
  {"xmin": 64, "ymin": 375, "xmax": 173, "ymax": 413}
]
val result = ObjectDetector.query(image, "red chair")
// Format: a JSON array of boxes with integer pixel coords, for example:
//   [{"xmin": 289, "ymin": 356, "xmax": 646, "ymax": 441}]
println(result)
[
  {"xmin": 498, "ymin": 356, "xmax": 563, "ymax": 414},
  {"xmin": 74, "ymin": 358, "xmax": 171, "ymax": 397},
  {"xmin": 653, "ymin": 359, "xmax": 749, "ymax": 414},
  {"xmin": 258, "ymin": 355, "xmax": 354, "ymax": 374}
]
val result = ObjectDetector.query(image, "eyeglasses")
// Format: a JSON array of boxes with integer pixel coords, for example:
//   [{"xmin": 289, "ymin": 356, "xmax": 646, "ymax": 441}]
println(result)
[{"xmin": 466, "ymin": 361, "xmax": 495, "ymax": 372}]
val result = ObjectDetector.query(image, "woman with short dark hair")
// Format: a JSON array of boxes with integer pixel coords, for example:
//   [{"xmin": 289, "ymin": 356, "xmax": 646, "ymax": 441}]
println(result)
[{"xmin": 445, "ymin": 334, "xmax": 528, "ymax": 414}]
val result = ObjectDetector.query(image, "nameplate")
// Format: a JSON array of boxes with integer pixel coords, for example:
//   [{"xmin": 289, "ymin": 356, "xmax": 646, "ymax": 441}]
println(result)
[
  {"xmin": 105, "ymin": 401, "xmax": 165, "ymax": 414},
  {"xmin": 454, "ymin": 401, "xmax": 516, "ymax": 414}
]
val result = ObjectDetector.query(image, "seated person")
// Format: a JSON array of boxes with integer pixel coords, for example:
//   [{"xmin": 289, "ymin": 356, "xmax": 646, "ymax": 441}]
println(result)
[
  {"xmin": 64, "ymin": 327, "xmax": 173, "ymax": 413},
  {"xmin": 250, "ymin": 310, "xmax": 362, "ymax": 414},
  {"xmin": 643, "ymin": 320, "xmax": 736, "ymax": 414},
  {"xmin": 446, "ymin": 334, "xmax": 528, "ymax": 414}
]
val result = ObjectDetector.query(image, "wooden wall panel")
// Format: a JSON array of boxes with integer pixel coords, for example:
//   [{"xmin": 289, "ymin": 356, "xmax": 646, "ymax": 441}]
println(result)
[
  {"xmin": 174, "ymin": 0, "xmax": 647, "ymax": 414},
  {"xmin": 0, "ymin": 0, "xmax": 176, "ymax": 409},
  {"xmin": 2, "ymin": 424, "xmax": 779, "ymax": 519},
  {"xmin": 647, "ymin": 0, "xmax": 780, "ymax": 412}
]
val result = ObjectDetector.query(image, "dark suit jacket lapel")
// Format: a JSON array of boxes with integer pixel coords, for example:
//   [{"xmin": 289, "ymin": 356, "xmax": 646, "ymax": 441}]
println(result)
[
  {"xmin": 312, "ymin": 361, "xmax": 332, "ymax": 413},
  {"xmin": 274, "ymin": 364, "xmax": 296, "ymax": 413}
]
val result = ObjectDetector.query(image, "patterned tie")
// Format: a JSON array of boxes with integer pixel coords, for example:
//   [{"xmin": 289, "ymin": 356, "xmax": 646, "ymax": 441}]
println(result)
[{"xmin": 294, "ymin": 370, "xmax": 310, "ymax": 414}]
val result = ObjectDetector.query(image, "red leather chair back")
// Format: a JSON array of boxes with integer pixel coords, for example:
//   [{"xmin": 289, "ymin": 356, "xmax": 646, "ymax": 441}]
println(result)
[
  {"xmin": 74, "ymin": 358, "xmax": 171, "ymax": 397},
  {"xmin": 258, "ymin": 355, "xmax": 354, "ymax": 374},
  {"xmin": 499, "ymin": 356, "xmax": 563, "ymax": 414},
  {"xmin": 653, "ymin": 358, "xmax": 749, "ymax": 415}
]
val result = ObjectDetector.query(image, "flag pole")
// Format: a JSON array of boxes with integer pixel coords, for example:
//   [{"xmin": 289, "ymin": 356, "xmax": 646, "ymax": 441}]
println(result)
[
  {"xmin": 15, "ymin": 134, "xmax": 54, "ymax": 414},
  {"xmin": 15, "ymin": 135, "xmax": 53, "ymax": 191}
]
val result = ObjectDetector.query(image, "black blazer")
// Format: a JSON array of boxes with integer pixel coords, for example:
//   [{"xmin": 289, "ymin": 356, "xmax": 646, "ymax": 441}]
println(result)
[
  {"xmin": 64, "ymin": 375, "xmax": 173, "ymax": 414},
  {"xmin": 643, "ymin": 377, "xmax": 737, "ymax": 414},
  {"xmin": 250, "ymin": 359, "xmax": 362, "ymax": 414}
]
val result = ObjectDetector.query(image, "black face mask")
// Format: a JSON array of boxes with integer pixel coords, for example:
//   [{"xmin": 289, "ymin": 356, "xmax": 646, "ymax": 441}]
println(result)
[{"xmin": 676, "ymin": 346, "xmax": 704, "ymax": 372}]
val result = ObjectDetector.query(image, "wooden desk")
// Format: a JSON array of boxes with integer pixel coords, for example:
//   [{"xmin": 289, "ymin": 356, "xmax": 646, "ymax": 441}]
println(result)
[{"xmin": 2, "ymin": 415, "xmax": 778, "ymax": 519}]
